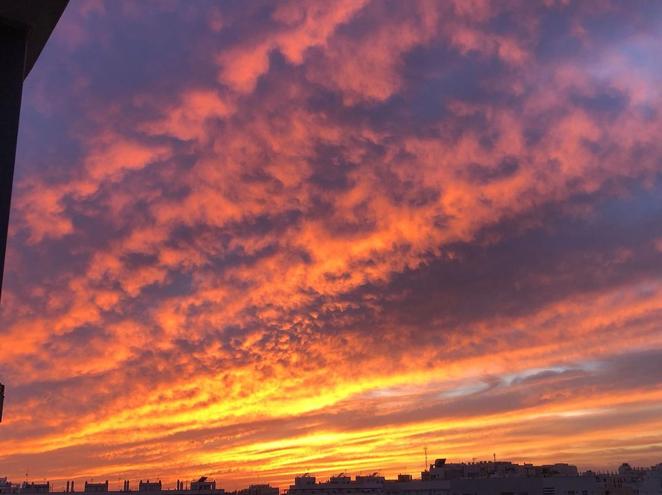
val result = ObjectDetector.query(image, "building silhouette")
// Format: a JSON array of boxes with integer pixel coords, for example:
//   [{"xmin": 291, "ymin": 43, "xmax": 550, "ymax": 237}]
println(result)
[
  {"xmin": 285, "ymin": 459, "xmax": 662, "ymax": 495},
  {"xmin": 1, "ymin": 459, "xmax": 662, "ymax": 495},
  {"xmin": 0, "ymin": 0, "xmax": 69, "ymax": 424}
]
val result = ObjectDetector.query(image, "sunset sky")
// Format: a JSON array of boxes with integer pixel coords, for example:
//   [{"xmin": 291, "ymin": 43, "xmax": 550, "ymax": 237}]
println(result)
[{"xmin": 1, "ymin": 0, "xmax": 662, "ymax": 489}]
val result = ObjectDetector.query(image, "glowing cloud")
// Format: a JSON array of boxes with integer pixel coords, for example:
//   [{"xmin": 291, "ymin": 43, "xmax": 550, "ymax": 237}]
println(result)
[{"xmin": 1, "ymin": 0, "xmax": 662, "ymax": 489}]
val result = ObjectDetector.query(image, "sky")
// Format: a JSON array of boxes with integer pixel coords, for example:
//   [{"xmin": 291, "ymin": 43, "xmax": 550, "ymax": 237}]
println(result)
[{"xmin": 1, "ymin": 0, "xmax": 662, "ymax": 489}]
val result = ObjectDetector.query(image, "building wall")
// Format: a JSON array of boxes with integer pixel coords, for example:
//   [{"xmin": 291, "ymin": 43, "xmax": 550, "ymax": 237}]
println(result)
[
  {"xmin": 639, "ymin": 467, "xmax": 662, "ymax": 495},
  {"xmin": 449, "ymin": 476, "xmax": 602, "ymax": 495}
]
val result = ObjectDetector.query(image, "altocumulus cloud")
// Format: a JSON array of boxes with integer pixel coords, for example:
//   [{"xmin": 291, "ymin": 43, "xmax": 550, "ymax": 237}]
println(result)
[{"xmin": 1, "ymin": 0, "xmax": 662, "ymax": 488}]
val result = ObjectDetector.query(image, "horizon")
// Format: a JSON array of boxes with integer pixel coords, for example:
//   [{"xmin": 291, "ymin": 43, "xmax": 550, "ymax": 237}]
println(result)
[
  {"xmin": 3, "ymin": 455, "xmax": 659, "ymax": 491},
  {"xmin": 1, "ymin": 0, "xmax": 662, "ymax": 491}
]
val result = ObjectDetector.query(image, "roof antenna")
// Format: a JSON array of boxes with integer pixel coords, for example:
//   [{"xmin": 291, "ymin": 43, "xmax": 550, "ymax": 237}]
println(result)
[{"xmin": 424, "ymin": 447, "xmax": 428, "ymax": 471}]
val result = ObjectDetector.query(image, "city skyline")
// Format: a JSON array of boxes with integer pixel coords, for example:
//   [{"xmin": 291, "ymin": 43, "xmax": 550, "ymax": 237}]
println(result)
[
  {"xmin": 1, "ymin": 0, "xmax": 662, "ymax": 490},
  {"xmin": 2, "ymin": 456, "xmax": 661, "ymax": 491}
]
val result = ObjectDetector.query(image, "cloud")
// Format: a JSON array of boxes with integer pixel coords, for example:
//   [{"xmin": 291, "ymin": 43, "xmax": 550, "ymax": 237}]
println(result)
[
  {"xmin": 216, "ymin": 0, "xmax": 369, "ymax": 93},
  {"xmin": 2, "ymin": 0, "xmax": 662, "ymax": 489}
]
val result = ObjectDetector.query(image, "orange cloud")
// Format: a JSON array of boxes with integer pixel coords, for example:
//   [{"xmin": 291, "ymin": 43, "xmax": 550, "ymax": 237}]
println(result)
[{"xmin": 2, "ymin": 0, "xmax": 662, "ymax": 489}]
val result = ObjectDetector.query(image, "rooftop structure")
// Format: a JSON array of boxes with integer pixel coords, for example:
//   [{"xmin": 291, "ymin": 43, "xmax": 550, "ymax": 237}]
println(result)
[
  {"xmin": 288, "ymin": 472, "xmax": 450, "ymax": 495},
  {"xmin": 18, "ymin": 483, "xmax": 50, "ymax": 494},
  {"xmin": 84, "ymin": 482, "xmax": 109, "ymax": 493},
  {"xmin": 0, "ymin": 478, "xmax": 226, "ymax": 495},
  {"xmin": 0, "ymin": 478, "xmax": 18, "ymax": 495},
  {"xmin": 423, "ymin": 458, "xmax": 579, "ymax": 480},
  {"xmin": 139, "ymin": 482, "xmax": 162, "ymax": 493},
  {"xmin": 2, "ymin": 460, "xmax": 662, "ymax": 495},
  {"xmin": 237, "ymin": 485, "xmax": 279, "ymax": 495},
  {"xmin": 191, "ymin": 479, "xmax": 217, "ymax": 492},
  {"xmin": 286, "ymin": 458, "xmax": 662, "ymax": 495}
]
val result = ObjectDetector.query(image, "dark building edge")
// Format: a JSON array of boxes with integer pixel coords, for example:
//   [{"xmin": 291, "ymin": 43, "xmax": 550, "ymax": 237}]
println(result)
[{"xmin": 0, "ymin": 0, "xmax": 69, "ymax": 423}]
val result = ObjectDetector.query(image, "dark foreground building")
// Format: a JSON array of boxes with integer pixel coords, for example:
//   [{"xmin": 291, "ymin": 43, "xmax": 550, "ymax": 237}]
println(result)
[
  {"xmin": 2, "ymin": 459, "xmax": 662, "ymax": 495},
  {"xmin": 0, "ymin": 0, "xmax": 68, "ymax": 301},
  {"xmin": 286, "ymin": 459, "xmax": 662, "ymax": 495},
  {"xmin": 0, "ymin": 0, "xmax": 68, "ymax": 424}
]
